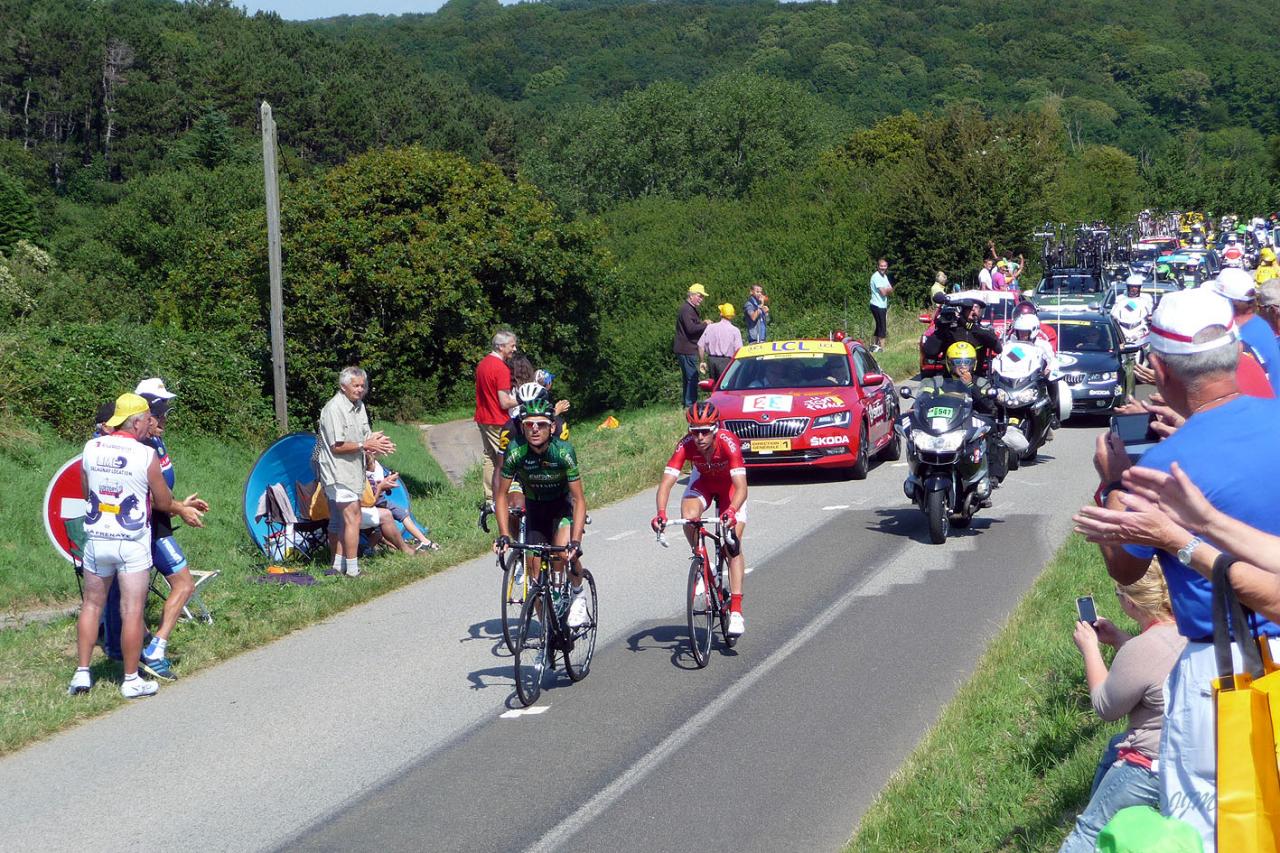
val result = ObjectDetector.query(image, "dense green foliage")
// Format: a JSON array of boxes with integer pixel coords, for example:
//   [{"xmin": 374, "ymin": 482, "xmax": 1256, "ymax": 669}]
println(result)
[
  {"xmin": 169, "ymin": 147, "xmax": 611, "ymax": 419},
  {"xmin": 2, "ymin": 0, "xmax": 1279, "ymax": 425}
]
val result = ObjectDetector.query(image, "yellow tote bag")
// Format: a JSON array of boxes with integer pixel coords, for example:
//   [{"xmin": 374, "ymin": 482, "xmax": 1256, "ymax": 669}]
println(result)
[{"xmin": 1212, "ymin": 558, "xmax": 1280, "ymax": 853}]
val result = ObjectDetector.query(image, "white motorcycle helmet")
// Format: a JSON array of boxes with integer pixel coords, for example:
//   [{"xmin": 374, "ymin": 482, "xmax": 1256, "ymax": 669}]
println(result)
[{"xmin": 1011, "ymin": 313, "xmax": 1040, "ymax": 340}]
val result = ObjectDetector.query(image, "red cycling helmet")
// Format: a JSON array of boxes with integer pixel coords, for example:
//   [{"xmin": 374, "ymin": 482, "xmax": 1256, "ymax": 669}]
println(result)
[{"xmin": 685, "ymin": 401, "xmax": 720, "ymax": 429}]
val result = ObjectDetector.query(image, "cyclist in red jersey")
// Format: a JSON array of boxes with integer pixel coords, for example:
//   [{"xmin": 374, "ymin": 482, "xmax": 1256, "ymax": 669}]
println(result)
[{"xmin": 651, "ymin": 402, "xmax": 750, "ymax": 636}]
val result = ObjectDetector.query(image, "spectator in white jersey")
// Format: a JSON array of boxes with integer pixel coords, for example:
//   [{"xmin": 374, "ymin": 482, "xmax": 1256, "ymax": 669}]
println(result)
[{"xmin": 69, "ymin": 394, "xmax": 204, "ymax": 699}]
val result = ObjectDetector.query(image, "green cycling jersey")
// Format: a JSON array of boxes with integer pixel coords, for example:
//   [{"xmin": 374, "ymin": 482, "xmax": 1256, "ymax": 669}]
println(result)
[{"xmin": 500, "ymin": 436, "xmax": 581, "ymax": 502}]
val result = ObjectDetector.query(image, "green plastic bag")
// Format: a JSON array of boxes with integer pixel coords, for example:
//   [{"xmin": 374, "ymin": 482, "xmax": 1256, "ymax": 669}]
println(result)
[{"xmin": 1096, "ymin": 806, "xmax": 1203, "ymax": 853}]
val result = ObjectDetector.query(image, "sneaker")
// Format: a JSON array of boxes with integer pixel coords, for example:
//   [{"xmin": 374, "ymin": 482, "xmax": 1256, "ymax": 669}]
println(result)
[
  {"xmin": 344, "ymin": 565, "xmax": 362, "ymax": 578},
  {"xmin": 140, "ymin": 656, "xmax": 177, "ymax": 682},
  {"xmin": 870, "ymin": 344, "xmax": 883, "ymax": 353},
  {"xmin": 68, "ymin": 670, "xmax": 92, "ymax": 696},
  {"xmin": 414, "ymin": 539, "xmax": 441, "ymax": 553},
  {"xmin": 567, "ymin": 589, "xmax": 591, "ymax": 628},
  {"xmin": 727, "ymin": 611, "xmax": 746, "ymax": 637},
  {"xmin": 120, "ymin": 676, "xmax": 158, "ymax": 699}
]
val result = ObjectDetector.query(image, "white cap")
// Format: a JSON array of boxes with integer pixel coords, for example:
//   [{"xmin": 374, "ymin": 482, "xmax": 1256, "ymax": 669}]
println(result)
[
  {"xmin": 1149, "ymin": 289, "xmax": 1238, "ymax": 356},
  {"xmin": 134, "ymin": 377, "xmax": 176, "ymax": 399},
  {"xmin": 1211, "ymin": 267, "xmax": 1257, "ymax": 302}
]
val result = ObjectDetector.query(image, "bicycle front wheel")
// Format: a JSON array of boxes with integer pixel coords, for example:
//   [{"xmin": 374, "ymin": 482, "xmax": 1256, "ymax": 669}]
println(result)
[
  {"xmin": 514, "ymin": 591, "xmax": 548, "ymax": 706},
  {"xmin": 500, "ymin": 552, "xmax": 528, "ymax": 656},
  {"xmin": 564, "ymin": 569, "xmax": 597, "ymax": 682},
  {"xmin": 687, "ymin": 556, "xmax": 713, "ymax": 668}
]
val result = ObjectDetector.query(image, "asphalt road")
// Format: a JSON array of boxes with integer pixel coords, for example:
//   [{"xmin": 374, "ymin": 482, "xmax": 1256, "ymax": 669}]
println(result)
[{"xmin": 0, "ymin": 416, "xmax": 1104, "ymax": 853}]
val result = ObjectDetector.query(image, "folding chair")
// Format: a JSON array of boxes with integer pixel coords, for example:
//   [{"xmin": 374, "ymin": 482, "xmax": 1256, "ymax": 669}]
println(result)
[{"xmin": 259, "ymin": 482, "xmax": 328, "ymax": 561}]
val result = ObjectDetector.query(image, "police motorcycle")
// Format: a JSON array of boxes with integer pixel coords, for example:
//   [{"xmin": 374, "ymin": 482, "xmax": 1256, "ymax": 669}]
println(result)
[
  {"xmin": 897, "ymin": 383, "xmax": 1003, "ymax": 544},
  {"xmin": 989, "ymin": 342, "xmax": 1061, "ymax": 467}
]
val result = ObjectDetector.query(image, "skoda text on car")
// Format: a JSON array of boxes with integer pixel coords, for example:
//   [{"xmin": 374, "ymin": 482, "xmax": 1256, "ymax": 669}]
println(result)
[
  {"xmin": 917, "ymin": 290, "xmax": 1019, "ymax": 376},
  {"xmin": 1032, "ymin": 268, "xmax": 1115, "ymax": 314},
  {"xmin": 705, "ymin": 339, "xmax": 899, "ymax": 476},
  {"xmin": 1041, "ymin": 310, "xmax": 1128, "ymax": 415}
]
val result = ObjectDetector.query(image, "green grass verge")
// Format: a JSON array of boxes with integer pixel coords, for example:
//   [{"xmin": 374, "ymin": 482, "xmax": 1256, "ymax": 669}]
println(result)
[
  {"xmin": 0, "ymin": 406, "xmax": 682, "ymax": 755},
  {"xmin": 848, "ymin": 534, "xmax": 1128, "ymax": 853}
]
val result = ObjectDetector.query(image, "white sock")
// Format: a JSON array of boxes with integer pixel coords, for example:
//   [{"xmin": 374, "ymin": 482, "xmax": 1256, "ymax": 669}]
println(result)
[
  {"xmin": 76, "ymin": 667, "xmax": 89, "ymax": 674},
  {"xmin": 145, "ymin": 638, "xmax": 167, "ymax": 660},
  {"xmin": 123, "ymin": 672, "xmax": 139, "ymax": 682},
  {"xmin": 332, "ymin": 554, "xmax": 343, "ymax": 573},
  {"xmin": 346, "ymin": 558, "xmax": 359, "ymax": 575}
]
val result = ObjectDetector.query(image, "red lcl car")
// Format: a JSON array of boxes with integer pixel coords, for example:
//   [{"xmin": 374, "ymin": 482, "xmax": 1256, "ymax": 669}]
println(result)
[{"xmin": 701, "ymin": 339, "xmax": 900, "ymax": 479}]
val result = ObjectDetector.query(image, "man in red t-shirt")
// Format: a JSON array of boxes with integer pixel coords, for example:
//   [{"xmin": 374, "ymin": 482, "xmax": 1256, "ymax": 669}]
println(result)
[{"xmin": 476, "ymin": 330, "xmax": 518, "ymax": 506}]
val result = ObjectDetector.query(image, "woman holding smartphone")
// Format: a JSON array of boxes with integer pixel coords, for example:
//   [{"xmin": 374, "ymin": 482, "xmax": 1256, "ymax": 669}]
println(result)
[{"xmin": 1059, "ymin": 564, "xmax": 1185, "ymax": 853}]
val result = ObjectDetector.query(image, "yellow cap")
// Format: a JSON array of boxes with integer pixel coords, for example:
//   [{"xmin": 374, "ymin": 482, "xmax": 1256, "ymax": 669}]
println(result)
[
  {"xmin": 719, "ymin": 303, "xmax": 735, "ymax": 319},
  {"xmin": 688, "ymin": 283, "xmax": 708, "ymax": 297},
  {"xmin": 104, "ymin": 393, "xmax": 150, "ymax": 428}
]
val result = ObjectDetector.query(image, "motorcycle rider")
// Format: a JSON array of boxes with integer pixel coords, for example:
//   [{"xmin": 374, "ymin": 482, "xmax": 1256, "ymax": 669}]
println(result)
[
  {"xmin": 1111, "ymin": 274, "xmax": 1154, "ymax": 326},
  {"xmin": 916, "ymin": 342, "xmax": 998, "ymax": 501},
  {"xmin": 999, "ymin": 313, "xmax": 1063, "ymax": 439},
  {"xmin": 922, "ymin": 294, "xmax": 1003, "ymax": 373}
]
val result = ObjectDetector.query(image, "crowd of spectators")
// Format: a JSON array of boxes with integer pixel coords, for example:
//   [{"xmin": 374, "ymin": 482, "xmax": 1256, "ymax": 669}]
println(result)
[{"xmin": 1064, "ymin": 281, "xmax": 1280, "ymax": 850}]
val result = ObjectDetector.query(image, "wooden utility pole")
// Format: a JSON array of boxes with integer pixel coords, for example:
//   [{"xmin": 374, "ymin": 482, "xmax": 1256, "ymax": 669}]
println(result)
[{"xmin": 261, "ymin": 101, "xmax": 288, "ymax": 434}]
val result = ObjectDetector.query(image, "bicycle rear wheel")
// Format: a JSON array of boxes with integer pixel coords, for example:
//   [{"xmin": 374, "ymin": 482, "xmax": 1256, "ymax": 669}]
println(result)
[
  {"xmin": 687, "ymin": 556, "xmax": 713, "ymax": 668},
  {"xmin": 564, "ymin": 569, "xmax": 598, "ymax": 682},
  {"xmin": 514, "ymin": 591, "xmax": 548, "ymax": 706},
  {"xmin": 500, "ymin": 552, "xmax": 528, "ymax": 655}
]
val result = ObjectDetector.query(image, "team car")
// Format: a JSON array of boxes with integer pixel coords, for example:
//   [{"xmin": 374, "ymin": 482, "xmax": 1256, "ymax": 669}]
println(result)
[
  {"xmin": 703, "ymin": 339, "xmax": 900, "ymax": 478},
  {"xmin": 1040, "ymin": 310, "xmax": 1129, "ymax": 415},
  {"xmin": 916, "ymin": 289, "xmax": 1019, "ymax": 376},
  {"xmin": 1033, "ymin": 268, "xmax": 1115, "ymax": 313}
]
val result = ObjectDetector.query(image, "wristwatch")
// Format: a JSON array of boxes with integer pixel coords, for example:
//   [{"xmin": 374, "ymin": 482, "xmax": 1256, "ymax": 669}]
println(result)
[{"xmin": 1177, "ymin": 535, "xmax": 1205, "ymax": 566}]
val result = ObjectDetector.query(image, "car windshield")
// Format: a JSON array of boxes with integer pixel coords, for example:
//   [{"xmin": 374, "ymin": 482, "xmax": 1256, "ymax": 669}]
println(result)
[
  {"xmin": 1053, "ymin": 322, "xmax": 1116, "ymax": 353},
  {"xmin": 1132, "ymin": 247, "xmax": 1161, "ymax": 262},
  {"xmin": 1038, "ymin": 275, "xmax": 1101, "ymax": 294},
  {"xmin": 718, "ymin": 354, "xmax": 852, "ymax": 390},
  {"xmin": 983, "ymin": 300, "xmax": 1018, "ymax": 323}
]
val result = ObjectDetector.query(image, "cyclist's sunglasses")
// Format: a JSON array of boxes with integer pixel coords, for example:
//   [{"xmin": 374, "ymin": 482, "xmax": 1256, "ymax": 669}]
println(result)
[
  {"xmin": 688, "ymin": 426, "xmax": 718, "ymax": 435},
  {"xmin": 522, "ymin": 418, "xmax": 553, "ymax": 431}
]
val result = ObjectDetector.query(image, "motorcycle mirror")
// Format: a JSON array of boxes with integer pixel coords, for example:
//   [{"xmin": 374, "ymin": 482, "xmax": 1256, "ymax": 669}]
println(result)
[{"xmin": 899, "ymin": 386, "xmax": 914, "ymax": 399}]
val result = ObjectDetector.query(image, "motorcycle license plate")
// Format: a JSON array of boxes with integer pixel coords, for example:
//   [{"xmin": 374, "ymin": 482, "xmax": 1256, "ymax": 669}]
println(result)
[{"xmin": 747, "ymin": 439, "xmax": 791, "ymax": 453}]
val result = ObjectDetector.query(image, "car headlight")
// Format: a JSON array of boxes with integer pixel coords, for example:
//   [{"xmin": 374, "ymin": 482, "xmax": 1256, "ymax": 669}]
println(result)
[
  {"xmin": 1089, "ymin": 371, "xmax": 1117, "ymax": 383},
  {"xmin": 911, "ymin": 429, "xmax": 965, "ymax": 452},
  {"xmin": 812, "ymin": 410, "xmax": 851, "ymax": 429}
]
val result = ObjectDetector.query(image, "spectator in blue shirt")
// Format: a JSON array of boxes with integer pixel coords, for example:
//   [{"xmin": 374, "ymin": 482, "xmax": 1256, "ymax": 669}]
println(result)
[
  {"xmin": 1086, "ymin": 288, "xmax": 1280, "ymax": 849},
  {"xmin": 744, "ymin": 283, "xmax": 769, "ymax": 343}
]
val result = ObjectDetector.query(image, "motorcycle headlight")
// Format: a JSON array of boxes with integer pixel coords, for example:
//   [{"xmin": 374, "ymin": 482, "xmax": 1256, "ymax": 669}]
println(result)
[
  {"xmin": 812, "ymin": 410, "xmax": 851, "ymax": 430},
  {"xmin": 1006, "ymin": 388, "xmax": 1037, "ymax": 406},
  {"xmin": 1089, "ymin": 371, "xmax": 1117, "ymax": 383},
  {"xmin": 911, "ymin": 429, "xmax": 965, "ymax": 452}
]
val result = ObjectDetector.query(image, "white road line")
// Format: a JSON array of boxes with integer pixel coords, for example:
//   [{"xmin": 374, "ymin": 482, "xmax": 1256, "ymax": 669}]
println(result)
[
  {"xmin": 752, "ymin": 496, "xmax": 794, "ymax": 506},
  {"xmin": 890, "ymin": 462, "xmax": 908, "ymax": 468},
  {"xmin": 744, "ymin": 566, "xmax": 754, "ymax": 575},
  {"xmin": 524, "ymin": 565, "xmax": 887, "ymax": 853},
  {"xmin": 500, "ymin": 706, "xmax": 550, "ymax": 719},
  {"xmin": 605, "ymin": 530, "xmax": 636, "ymax": 541},
  {"xmin": 821, "ymin": 505, "xmax": 849, "ymax": 511}
]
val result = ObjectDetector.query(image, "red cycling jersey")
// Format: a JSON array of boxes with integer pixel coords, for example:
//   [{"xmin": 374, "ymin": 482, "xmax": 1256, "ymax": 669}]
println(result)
[{"xmin": 664, "ymin": 430, "xmax": 746, "ymax": 488}]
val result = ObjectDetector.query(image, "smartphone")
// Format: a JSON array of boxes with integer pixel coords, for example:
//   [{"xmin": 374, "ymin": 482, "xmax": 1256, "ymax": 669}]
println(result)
[
  {"xmin": 1109, "ymin": 413, "xmax": 1159, "ymax": 462},
  {"xmin": 1076, "ymin": 596, "xmax": 1098, "ymax": 626}
]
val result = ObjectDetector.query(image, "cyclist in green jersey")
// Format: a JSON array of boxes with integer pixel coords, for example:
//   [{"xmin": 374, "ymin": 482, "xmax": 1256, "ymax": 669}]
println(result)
[{"xmin": 494, "ymin": 398, "xmax": 591, "ymax": 627}]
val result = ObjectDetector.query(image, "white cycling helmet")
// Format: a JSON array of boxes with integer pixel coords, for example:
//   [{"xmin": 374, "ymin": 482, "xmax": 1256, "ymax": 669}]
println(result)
[
  {"xmin": 515, "ymin": 382, "xmax": 548, "ymax": 404},
  {"xmin": 1012, "ymin": 313, "xmax": 1040, "ymax": 337}
]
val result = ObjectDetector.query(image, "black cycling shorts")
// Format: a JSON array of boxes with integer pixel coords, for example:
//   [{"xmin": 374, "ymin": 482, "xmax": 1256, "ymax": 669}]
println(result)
[{"xmin": 524, "ymin": 497, "xmax": 573, "ymax": 546}]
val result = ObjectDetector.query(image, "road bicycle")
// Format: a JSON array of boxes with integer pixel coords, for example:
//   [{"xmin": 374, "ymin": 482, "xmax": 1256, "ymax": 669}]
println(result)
[
  {"xmin": 655, "ymin": 518, "xmax": 739, "ymax": 668},
  {"xmin": 505, "ymin": 541, "xmax": 598, "ymax": 706},
  {"xmin": 480, "ymin": 503, "xmax": 530, "ymax": 655}
]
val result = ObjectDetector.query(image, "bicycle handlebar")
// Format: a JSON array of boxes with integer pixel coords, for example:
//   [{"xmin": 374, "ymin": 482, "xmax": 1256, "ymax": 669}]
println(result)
[{"xmin": 655, "ymin": 518, "xmax": 741, "ymax": 556}]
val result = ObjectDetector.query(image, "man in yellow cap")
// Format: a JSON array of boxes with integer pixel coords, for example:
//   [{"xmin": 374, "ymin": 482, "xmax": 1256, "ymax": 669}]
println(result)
[
  {"xmin": 698, "ymin": 302, "xmax": 744, "ymax": 382},
  {"xmin": 674, "ymin": 283, "xmax": 709, "ymax": 406},
  {"xmin": 69, "ymin": 394, "xmax": 204, "ymax": 699}
]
